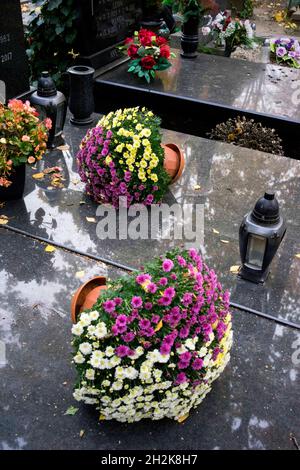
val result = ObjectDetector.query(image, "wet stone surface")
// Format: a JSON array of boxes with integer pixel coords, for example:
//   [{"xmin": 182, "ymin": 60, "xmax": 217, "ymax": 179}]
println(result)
[
  {"xmin": 1, "ymin": 117, "xmax": 300, "ymax": 325},
  {"xmin": 0, "ymin": 229, "xmax": 299, "ymax": 450},
  {"xmin": 96, "ymin": 53, "xmax": 300, "ymax": 121}
]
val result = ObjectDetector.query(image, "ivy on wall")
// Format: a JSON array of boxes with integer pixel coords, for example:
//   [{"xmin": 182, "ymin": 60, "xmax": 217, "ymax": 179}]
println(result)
[
  {"xmin": 26, "ymin": 0, "xmax": 79, "ymax": 88},
  {"xmin": 240, "ymin": 0, "xmax": 254, "ymax": 19}
]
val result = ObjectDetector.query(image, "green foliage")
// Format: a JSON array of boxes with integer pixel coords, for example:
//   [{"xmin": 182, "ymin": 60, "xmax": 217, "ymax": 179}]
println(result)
[
  {"xmin": 26, "ymin": 0, "xmax": 79, "ymax": 87},
  {"xmin": 162, "ymin": 0, "xmax": 218, "ymax": 21},
  {"xmin": 239, "ymin": 0, "xmax": 254, "ymax": 19}
]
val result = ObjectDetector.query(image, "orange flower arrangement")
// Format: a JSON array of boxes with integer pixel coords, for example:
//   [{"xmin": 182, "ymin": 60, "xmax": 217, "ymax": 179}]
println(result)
[{"xmin": 0, "ymin": 99, "xmax": 51, "ymax": 187}]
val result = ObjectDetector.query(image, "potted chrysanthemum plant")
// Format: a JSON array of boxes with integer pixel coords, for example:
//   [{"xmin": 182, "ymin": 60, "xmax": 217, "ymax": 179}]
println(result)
[
  {"xmin": 77, "ymin": 107, "xmax": 185, "ymax": 208},
  {"xmin": 0, "ymin": 99, "xmax": 51, "ymax": 200},
  {"xmin": 70, "ymin": 247, "xmax": 232, "ymax": 423}
]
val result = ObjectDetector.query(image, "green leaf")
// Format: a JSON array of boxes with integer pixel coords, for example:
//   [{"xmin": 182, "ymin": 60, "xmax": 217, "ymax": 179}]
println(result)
[
  {"xmin": 65, "ymin": 406, "xmax": 79, "ymax": 416},
  {"xmin": 137, "ymin": 46, "xmax": 146, "ymax": 57},
  {"xmin": 47, "ymin": 0, "xmax": 63, "ymax": 11}
]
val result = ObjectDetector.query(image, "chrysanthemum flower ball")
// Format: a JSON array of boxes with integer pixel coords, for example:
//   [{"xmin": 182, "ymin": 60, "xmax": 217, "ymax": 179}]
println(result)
[
  {"xmin": 72, "ymin": 248, "xmax": 233, "ymax": 423},
  {"xmin": 77, "ymin": 107, "xmax": 170, "ymax": 208}
]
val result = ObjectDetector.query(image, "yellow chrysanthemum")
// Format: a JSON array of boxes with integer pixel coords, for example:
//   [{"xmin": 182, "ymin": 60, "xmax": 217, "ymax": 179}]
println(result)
[
  {"xmin": 142, "ymin": 138, "xmax": 150, "ymax": 147},
  {"xmin": 140, "ymin": 128, "xmax": 151, "ymax": 138},
  {"xmin": 115, "ymin": 144, "xmax": 124, "ymax": 153}
]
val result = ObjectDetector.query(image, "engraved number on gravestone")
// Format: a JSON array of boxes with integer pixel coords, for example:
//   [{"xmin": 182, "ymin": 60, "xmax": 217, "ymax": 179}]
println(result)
[{"xmin": 0, "ymin": 33, "xmax": 12, "ymax": 64}]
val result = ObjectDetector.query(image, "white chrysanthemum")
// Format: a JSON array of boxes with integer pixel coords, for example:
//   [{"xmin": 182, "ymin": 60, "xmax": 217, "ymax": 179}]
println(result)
[
  {"xmin": 89, "ymin": 310, "xmax": 99, "ymax": 321},
  {"xmin": 131, "ymin": 346, "xmax": 144, "ymax": 359},
  {"xmin": 125, "ymin": 367, "xmax": 139, "ymax": 380},
  {"xmin": 85, "ymin": 368, "xmax": 95, "ymax": 380},
  {"xmin": 157, "ymin": 353, "xmax": 170, "ymax": 363},
  {"xmin": 79, "ymin": 342, "xmax": 92, "ymax": 355},
  {"xmin": 111, "ymin": 380, "xmax": 123, "ymax": 391},
  {"xmin": 87, "ymin": 325, "xmax": 96, "ymax": 336},
  {"xmin": 73, "ymin": 388, "xmax": 83, "ymax": 401},
  {"xmin": 94, "ymin": 322, "xmax": 108, "ymax": 339},
  {"xmin": 109, "ymin": 355, "xmax": 121, "ymax": 367},
  {"xmin": 80, "ymin": 313, "xmax": 91, "ymax": 326},
  {"xmin": 105, "ymin": 346, "xmax": 114, "ymax": 357},
  {"xmin": 115, "ymin": 366, "xmax": 127, "ymax": 380},
  {"xmin": 71, "ymin": 323, "xmax": 84, "ymax": 336},
  {"xmin": 83, "ymin": 397, "xmax": 98, "ymax": 405},
  {"xmin": 74, "ymin": 352, "xmax": 85, "ymax": 364},
  {"xmin": 185, "ymin": 338, "xmax": 197, "ymax": 350},
  {"xmin": 198, "ymin": 346, "xmax": 208, "ymax": 357},
  {"xmin": 91, "ymin": 350, "xmax": 104, "ymax": 360},
  {"xmin": 140, "ymin": 371, "xmax": 152, "ymax": 381}
]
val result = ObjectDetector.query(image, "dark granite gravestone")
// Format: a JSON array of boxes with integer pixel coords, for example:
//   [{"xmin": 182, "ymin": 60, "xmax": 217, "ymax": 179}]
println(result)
[
  {"xmin": 76, "ymin": 0, "xmax": 142, "ymax": 70},
  {"xmin": 0, "ymin": 0, "xmax": 30, "ymax": 103}
]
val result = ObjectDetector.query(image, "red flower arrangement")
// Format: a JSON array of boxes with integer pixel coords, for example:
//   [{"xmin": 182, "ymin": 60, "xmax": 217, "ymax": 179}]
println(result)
[{"xmin": 122, "ymin": 29, "xmax": 175, "ymax": 83}]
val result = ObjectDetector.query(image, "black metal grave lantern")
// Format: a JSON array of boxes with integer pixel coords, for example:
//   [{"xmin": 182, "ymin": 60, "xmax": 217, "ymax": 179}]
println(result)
[
  {"xmin": 30, "ymin": 71, "xmax": 67, "ymax": 148},
  {"xmin": 239, "ymin": 191, "xmax": 286, "ymax": 284}
]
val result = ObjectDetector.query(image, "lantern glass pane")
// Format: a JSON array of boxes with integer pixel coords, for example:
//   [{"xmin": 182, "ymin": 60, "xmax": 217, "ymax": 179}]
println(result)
[
  {"xmin": 55, "ymin": 103, "xmax": 65, "ymax": 136},
  {"xmin": 245, "ymin": 234, "xmax": 266, "ymax": 270}
]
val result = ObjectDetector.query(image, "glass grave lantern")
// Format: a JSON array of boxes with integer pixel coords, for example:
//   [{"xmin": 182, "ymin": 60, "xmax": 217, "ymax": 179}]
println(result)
[
  {"xmin": 30, "ymin": 71, "xmax": 67, "ymax": 148},
  {"xmin": 239, "ymin": 191, "xmax": 286, "ymax": 284}
]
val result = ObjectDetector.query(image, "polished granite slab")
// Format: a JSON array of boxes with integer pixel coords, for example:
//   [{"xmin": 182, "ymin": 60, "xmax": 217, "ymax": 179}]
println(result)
[
  {"xmin": 96, "ymin": 52, "xmax": 300, "ymax": 122},
  {"xmin": 0, "ymin": 229, "xmax": 299, "ymax": 450},
  {"xmin": 1, "ymin": 119, "xmax": 300, "ymax": 325}
]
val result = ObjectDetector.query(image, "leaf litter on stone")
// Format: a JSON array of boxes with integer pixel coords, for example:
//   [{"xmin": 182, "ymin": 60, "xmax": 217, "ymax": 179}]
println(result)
[
  {"xmin": 0, "ymin": 215, "xmax": 9, "ymax": 225},
  {"xmin": 45, "ymin": 245, "xmax": 56, "ymax": 253},
  {"xmin": 65, "ymin": 406, "xmax": 79, "ymax": 416}
]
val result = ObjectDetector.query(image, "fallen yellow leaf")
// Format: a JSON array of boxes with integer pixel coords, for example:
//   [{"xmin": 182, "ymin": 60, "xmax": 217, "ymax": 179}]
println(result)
[
  {"xmin": 177, "ymin": 413, "xmax": 189, "ymax": 423},
  {"xmin": 213, "ymin": 228, "xmax": 219, "ymax": 234},
  {"xmin": 45, "ymin": 244, "xmax": 56, "ymax": 253},
  {"xmin": 75, "ymin": 271, "xmax": 85, "ymax": 279},
  {"xmin": 86, "ymin": 217, "xmax": 96, "ymax": 223},
  {"xmin": 220, "ymin": 239, "xmax": 230, "ymax": 244},
  {"xmin": 32, "ymin": 172, "xmax": 45, "ymax": 179},
  {"xmin": 295, "ymin": 254, "xmax": 300, "ymax": 259},
  {"xmin": 0, "ymin": 215, "xmax": 9, "ymax": 225},
  {"xmin": 155, "ymin": 320, "xmax": 163, "ymax": 332},
  {"xmin": 99, "ymin": 414, "xmax": 106, "ymax": 421},
  {"xmin": 79, "ymin": 429, "xmax": 85, "ymax": 438},
  {"xmin": 230, "ymin": 265, "xmax": 240, "ymax": 274},
  {"xmin": 274, "ymin": 11, "xmax": 284, "ymax": 23},
  {"xmin": 193, "ymin": 184, "xmax": 201, "ymax": 190}
]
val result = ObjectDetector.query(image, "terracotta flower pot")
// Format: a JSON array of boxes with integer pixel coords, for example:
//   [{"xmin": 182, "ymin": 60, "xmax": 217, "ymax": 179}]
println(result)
[
  {"xmin": 162, "ymin": 143, "xmax": 185, "ymax": 184},
  {"xmin": 71, "ymin": 276, "xmax": 107, "ymax": 323}
]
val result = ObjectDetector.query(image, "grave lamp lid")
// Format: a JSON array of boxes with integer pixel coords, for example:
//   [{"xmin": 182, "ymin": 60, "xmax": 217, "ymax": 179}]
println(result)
[
  {"xmin": 37, "ymin": 71, "xmax": 57, "ymax": 97},
  {"xmin": 251, "ymin": 191, "xmax": 280, "ymax": 225}
]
